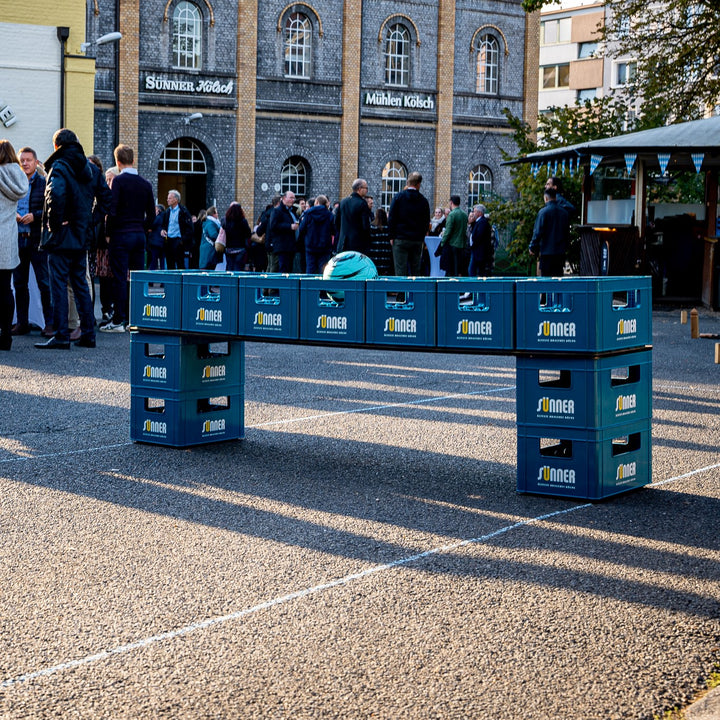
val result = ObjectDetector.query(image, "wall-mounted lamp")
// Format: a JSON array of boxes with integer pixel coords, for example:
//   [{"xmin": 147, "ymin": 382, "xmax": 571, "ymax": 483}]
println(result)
[
  {"xmin": 184, "ymin": 112, "xmax": 203, "ymax": 125},
  {"xmin": 81, "ymin": 31, "xmax": 122, "ymax": 53}
]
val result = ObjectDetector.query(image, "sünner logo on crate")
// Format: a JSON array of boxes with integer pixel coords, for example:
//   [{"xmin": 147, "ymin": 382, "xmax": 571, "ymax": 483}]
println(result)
[
  {"xmin": 253, "ymin": 311, "xmax": 282, "ymax": 327},
  {"xmin": 616, "ymin": 318, "xmax": 637, "ymax": 337},
  {"xmin": 144, "ymin": 419, "xmax": 167, "ymax": 435},
  {"xmin": 143, "ymin": 365, "xmax": 167, "ymax": 380},
  {"xmin": 143, "ymin": 304, "xmax": 167, "ymax": 318},
  {"xmin": 537, "ymin": 320, "xmax": 576, "ymax": 338},
  {"xmin": 202, "ymin": 365, "xmax": 226, "ymax": 379},
  {"xmin": 615, "ymin": 393, "xmax": 637, "ymax": 414},
  {"xmin": 202, "ymin": 418, "xmax": 226, "ymax": 434},
  {"xmin": 196, "ymin": 308, "xmax": 223, "ymax": 324},
  {"xmin": 536, "ymin": 396, "xmax": 575, "ymax": 418},
  {"xmin": 456, "ymin": 319, "xmax": 493, "ymax": 337},
  {"xmin": 615, "ymin": 461, "xmax": 637, "ymax": 485},
  {"xmin": 383, "ymin": 317, "xmax": 417, "ymax": 335},
  {"xmin": 537, "ymin": 466, "xmax": 576, "ymax": 485},
  {"xmin": 316, "ymin": 314, "xmax": 348, "ymax": 331}
]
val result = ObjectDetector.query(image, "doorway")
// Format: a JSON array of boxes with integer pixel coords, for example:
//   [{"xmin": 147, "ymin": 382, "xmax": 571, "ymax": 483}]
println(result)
[{"xmin": 157, "ymin": 137, "xmax": 209, "ymax": 216}]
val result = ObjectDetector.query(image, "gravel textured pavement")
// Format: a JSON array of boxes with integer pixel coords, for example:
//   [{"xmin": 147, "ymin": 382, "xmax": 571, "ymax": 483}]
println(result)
[{"xmin": 0, "ymin": 307, "xmax": 718, "ymax": 719}]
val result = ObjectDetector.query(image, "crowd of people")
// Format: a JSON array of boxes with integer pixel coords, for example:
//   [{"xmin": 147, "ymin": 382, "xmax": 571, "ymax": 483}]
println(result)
[{"xmin": 1, "ymin": 126, "xmax": 573, "ymax": 352}]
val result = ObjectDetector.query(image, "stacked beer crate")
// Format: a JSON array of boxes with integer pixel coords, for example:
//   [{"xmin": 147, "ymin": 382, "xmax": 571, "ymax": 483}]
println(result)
[
  {"xmin": 129, "ymin": 271, "xmax": 244, "ymax": 447},
  {"xmin": 515, "ymin": 277, "xmax": 653, "ymax": 500}
]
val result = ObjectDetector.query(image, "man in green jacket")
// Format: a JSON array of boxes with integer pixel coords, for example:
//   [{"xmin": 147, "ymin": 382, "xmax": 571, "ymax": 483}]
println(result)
[{"xmin": 439, "ymin": 195, "xmax": 468, "ymax": 276}]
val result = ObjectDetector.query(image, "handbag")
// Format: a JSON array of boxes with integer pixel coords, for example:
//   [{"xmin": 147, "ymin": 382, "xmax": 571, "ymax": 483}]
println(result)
[
  {"xmin": 214, "ymin": 227, "xmax": 227, "ymax": 254},
  {"xmin": 250, "ymin": 232, "xmax": 265, "ymax": 245}
]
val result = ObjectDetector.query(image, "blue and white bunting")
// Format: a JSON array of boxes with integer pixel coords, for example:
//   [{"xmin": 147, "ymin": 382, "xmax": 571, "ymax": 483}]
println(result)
[
  {"xmin": 590, "ymin": 154, "xmax": 602, "ymax": 174},
  {"xmin": 657, "ymin": 152, "xmax": 670, "ymax": 175},
  {"xmin": 624, "ymin": 153, "xmax": 637, "ymax": 175},
  {"xmin": 692, "ymin": 152, "xmax": 704, "ymax": 173}
]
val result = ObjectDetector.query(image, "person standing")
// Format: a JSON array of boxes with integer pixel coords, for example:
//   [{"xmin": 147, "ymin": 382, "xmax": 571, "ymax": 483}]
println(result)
[
  {"xmin": 147, "ymin": 204, "xmax": 165, "ymax": 270},
  {"xmin": 219, "ymin": 202, "xmax": 251, "ymax": 271},
  {"xmin": 368, "ymin": 208, "xmax": 393, "ymax": 276},
  {"xmin": 0, "ymin": 140, "xmax": 29, "ymax": 351},
  {"xmin": 161, "ymin": 190, "xmax": 193, "ymax": 270},
  {"xmin": 267, "ymin": 191, "xmax": 298, "ymax": 272},
  {"xmin": 387, "ymin": 171, "xmax": 431, "ymax": 276},
  {"xmin": 36, "ymin": 128, "xmax": 110, "ymax": 349},
  {"xmin": 298, "ymin": 194, "xmax": 334, "ymax": 274},
  {"xmin": 335, "ymin": 178, "xmax": 372, "ymax": 255},
  {"xmin": 199, "ymin": 206, "xmax": 222, "ymax": 269},
  {"xmin": 438, "ymin": 195, "xmax": 468, "ymax": 277},
  {"xmin": 12, "ymin": 147, "xmax": 53, "ymax": 337},
  {"xmin": 468, "ymin": 204, "xmax": 494, "ymax": 277},
  {"xmin": 101, "ymin": 144, "xmax": 155, "ymax": 332},
  {"xmin": 529, "ymin": 187, "xmax": 570, "ymax": 277}
]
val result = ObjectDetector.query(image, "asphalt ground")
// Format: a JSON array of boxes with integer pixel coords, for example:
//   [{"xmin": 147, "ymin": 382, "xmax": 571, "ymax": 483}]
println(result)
[{"xmin": 0, "ymin": 307, "xmax": 718, "ymax": 719}]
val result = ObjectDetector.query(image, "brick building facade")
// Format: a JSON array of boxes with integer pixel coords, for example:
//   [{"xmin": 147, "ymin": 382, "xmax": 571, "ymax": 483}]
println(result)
[{"xmin": 88, "ymin": 0, "xmax": 538, "ymax": 220}]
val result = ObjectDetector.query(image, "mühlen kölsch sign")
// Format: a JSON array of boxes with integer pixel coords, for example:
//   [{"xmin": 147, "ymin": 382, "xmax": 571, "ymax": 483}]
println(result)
[
  {"xmin": 144, "ymin": 74, "xmax": 234, "ymax": 96},
  {"xmin": 363, "ymin": 91, "xmax": 434, "ymax": 110}
]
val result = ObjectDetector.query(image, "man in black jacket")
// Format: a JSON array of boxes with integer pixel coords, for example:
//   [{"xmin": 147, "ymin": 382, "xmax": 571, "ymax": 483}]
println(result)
[
  {"xmin": 13, "ymin": 147, "xmax": 52, "ymax": 336},
  {"xmin": 335, "ymin": 178, "xmax": 372, "ymax": 255},
  {"xmin": 266, "ymin": 191, "xmax": 298, "ymax": 272},
  {"xmin": 102, "ymin": 144, "xmax": 156, "ymax": 332},
  {"xmin": 388, "ymin": 171, "xmax": 431, "ymax": 276},
  {"xmin": 36, "ymin": 128, "xmax": 111, "ymax": 349},
  {"xmin": 161, "ymin": 190, "xmax": 194, "ymax": 269}
]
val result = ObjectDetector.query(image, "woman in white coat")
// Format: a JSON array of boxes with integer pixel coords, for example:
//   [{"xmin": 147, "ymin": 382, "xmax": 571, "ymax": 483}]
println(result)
[{"xmin": 0, "ymin": 139, "xmax": 29, "ymax": 350}]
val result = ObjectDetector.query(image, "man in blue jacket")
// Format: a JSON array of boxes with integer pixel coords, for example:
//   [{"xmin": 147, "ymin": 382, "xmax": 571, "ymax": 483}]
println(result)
[
  {"xmin": 36, "ymin": 128, "xmax": 111, "ymax": 349},
  {"xmin": 529, "ymin": 187, "xmax": 569, "ymax": 277},
  {"xmin": 299, "ymin": 195, "xmax": 334, "ymax": 274}
]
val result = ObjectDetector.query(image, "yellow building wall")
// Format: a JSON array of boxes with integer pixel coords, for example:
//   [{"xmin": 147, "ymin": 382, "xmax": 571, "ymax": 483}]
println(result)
[{"xmin": 0, "ymin": 0, "xmax": 96, "ymax": 151}]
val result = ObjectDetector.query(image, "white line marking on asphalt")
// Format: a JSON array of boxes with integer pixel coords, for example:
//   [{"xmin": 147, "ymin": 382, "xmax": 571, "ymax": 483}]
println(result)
[{"xmin": 2, "ymin": 460, "xmax": 719, "ymax": 689}]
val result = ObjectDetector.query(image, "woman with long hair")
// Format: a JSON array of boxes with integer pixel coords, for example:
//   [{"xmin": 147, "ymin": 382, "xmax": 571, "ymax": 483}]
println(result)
[
  {"xmin": 219, "ymin": 202, "xmax": 251, "ymax": 271},
  {"xmin": 0, "ymin": 139, "xmax": 29, "ymax": 350}
]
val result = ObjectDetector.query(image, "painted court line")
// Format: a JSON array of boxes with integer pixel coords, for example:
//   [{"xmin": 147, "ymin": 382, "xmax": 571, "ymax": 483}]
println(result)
[{"xmin": 2, "ymin": 460, "xmax": 719, "ymax": 690}]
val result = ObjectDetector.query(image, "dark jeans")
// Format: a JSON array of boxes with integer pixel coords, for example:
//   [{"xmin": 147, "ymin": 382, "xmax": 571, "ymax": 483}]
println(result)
[
  {"xmin": 225, "ymin": 250, "xmax": 247, "ymax": 271},
  {"xmin": 306, "ymin": 251, "xmax": 331, "ymax": 275},
  {"xmin": 164, "ymin": 237, "xmax": 185, "ymax": 270},
  {"xmin": 13, "ymin": 238, "xmax": 53, "ymax": 326},
  {"xmin": 539, "ymin": 254, "xmax": 565, "ymax": 277},
  {"xmin": 392, "ymin": 238, "xmax": 424, "ymax": 277},
  {"xmin": 0, "ymin": 269, "xmax": 13, "ymax": 342},
  {"xmin": 276, "ymin": 251, "xmax": 295, "ymax": 273},
  {"xmin": 109, "ymin": 232, "xmax": 146, "ymax": 325},
  {"xmin": 48, "ymin": 251, "xmax": 95, "ymax": 342},
  {"xmin": 147, "ymin": 245, "xmax": 166, "ymax": 270}
]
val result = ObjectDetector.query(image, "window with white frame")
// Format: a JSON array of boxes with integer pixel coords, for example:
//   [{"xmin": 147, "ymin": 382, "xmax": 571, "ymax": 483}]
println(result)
[
  {"xmin": 284, "ymin": 12, "xmax": 312, "ymax": 78},
  {"xmin": 475, "ymin": 34, "xmax": 499, "ymax": 94},
  {"xmin": 578, "ymin": 42, "xmax": 599, "ymax": 59},
  {"xmin": 172, "ymin": 1, "xmax": 202, "ymax": 70},
  {"xmin": 158, "ymin": 138, "xmax": 207, "ymax": 174},
  {"xmin": 540, "ymin": 17, "xmax": 571, "ymax": 45},
  {"xmin": 281, "ymin": 156, "xmax": 308, "ymax": 197},
  {"xmin": 468, "ymin": 165, "xmax": 493, "ymax": 208},
  {"xmin": 615, "ymin": 60, "xmax": 637, "ymax": 86},
  {"xmin": 541, "ymin": 63, "xmax": 570, "ymax": 89},
  {"xmin": 384, "ymin": 24, "xmax": 410, "ymax": 87},
  {"xmin": 381, "ymin": 160, "xmax": 407, "ymax": 210},
  {"xmin": 577, "ymin": 88, "xmax": 597, "ymax": 102}
]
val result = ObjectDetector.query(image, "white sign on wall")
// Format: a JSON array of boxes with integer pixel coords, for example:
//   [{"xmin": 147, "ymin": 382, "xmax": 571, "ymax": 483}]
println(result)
[{"xmin": 144, "ymin": 75, "xmax": 234, "ymax": 96}]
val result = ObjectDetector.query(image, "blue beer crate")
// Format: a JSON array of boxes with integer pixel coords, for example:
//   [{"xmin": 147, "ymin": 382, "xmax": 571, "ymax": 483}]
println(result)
[
  {"xmin": 131, "ymin": 388, "xmax": 244, "ymax": 447},
  {"xmin": 516, "ymin": 350, "xmax": 652, "ymax": 429},
  {"xmin": 299, "ymin": 278, "xmax": 365, "ymax": 344},
  {"xmin": 516, "ymin": 419, "xmax": 651, "ymax": 500},
  {"xmin": 181, "ymin": 272, "xmax": 239, "ymax": 335},
  {"xmin": 129, "ymin": 270, "xmax": 184, "ymax": 330},
  {"xmin": 437, "ymin": 278, "xmax": 515, "ymax": 350},
  {"xmin": 238, "ymin": 274, "xmax": 300, "ymax": 340},
  {"xmin": 515, "ymin": 276, "xmax": 652, "ymax": 352},
  {"xmin": 130, "ymin": 333, "xmax": 244, "ymax": 392},
  {"xmin": 366, "ymin": 278, "xmax": 436, "ymax": 347}
]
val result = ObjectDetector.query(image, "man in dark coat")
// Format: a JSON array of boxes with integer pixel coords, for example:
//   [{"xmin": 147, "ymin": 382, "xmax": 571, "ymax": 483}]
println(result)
[
  {"xmin": 102, "ymin": 143, "xmax": 156, "ymax": 332},
  {"xmin": 529, "ymin": 187, "xmax": 570, "ymax": 277},
  {"xmin": 298, "ymin": 195, "xmax": 334, "ymax": 274},
  {"xmin": 36, "ymin": 128, "xmax": 111, "ymax": 349},
  {"xmin": 468, "ymin": 204, "xmax": 494, "ymax": 277},
  {"xmin": 387, "ymin": 171, "xmax": 431, "ymax": 276},
  {"xmin": 266, "ymin": 191, "xmax": 298, "ymax": 272},
  {"xmin": 13, "ymin": 146, "xmax": 52, "ymax": 336},
  {"xmin": 335, "ymin": 178, "xmax": 372, "ymax": 255},
  {"xmin": 161, "ymin": 190, "xmax": 194, "ymax": 269}
]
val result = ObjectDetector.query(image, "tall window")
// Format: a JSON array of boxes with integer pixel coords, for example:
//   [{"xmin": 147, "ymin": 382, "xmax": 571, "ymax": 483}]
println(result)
[
  {"xmin": 384, "ymin": 24, "xmax": 410, "ymax": 87},
  {"xmin": 476, "ymin": 34, "xmax": 499, "ymax": 94},
  {"xmin": 381, "ymin": 161, "xmax": 407, "ymax": 210},
  {"xmin": 284, "ymin": 13, "xmax": 312, "ymax": 78},
  {"xmin": 281, "ymin": 157, "xmax": 308, "ymax": 196},
  {"xmin": 468, "ymin": 165, "xmax": 493, "ymax": 208},
  {"xmin": 158, "ymin": 138, "xmax": 207, "ymax": 174},
  {"xmin": 615, "ymin": 60, "xmax": 637, "ymax": 86},
  {"xmin": 173, "ymin": 1, "xmax": 202, "ymax": 70}
]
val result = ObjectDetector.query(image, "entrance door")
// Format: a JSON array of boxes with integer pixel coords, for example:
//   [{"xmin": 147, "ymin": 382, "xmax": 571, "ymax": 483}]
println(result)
[{"xmin": 157, "ymin": 138, "xmax": 208, "ymax": 215}]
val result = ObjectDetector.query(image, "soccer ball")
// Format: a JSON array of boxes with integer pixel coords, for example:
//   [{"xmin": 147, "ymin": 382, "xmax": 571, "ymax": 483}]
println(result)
[{"xmin": 322, "ymin": 251, "xmax": 378, "ymax": 302}]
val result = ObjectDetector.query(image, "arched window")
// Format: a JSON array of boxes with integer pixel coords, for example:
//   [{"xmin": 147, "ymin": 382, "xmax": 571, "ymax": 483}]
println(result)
[
  {"xmin": 281, "ymin": 156, "xmax": 308, "ymax": 196},
  {"xmin": 468, "ymin": 165, "xmax": 493, "ymax": 207},
  {"xmin": 173, "ymin": 1, "xmax": 202, "ymax": 70},
  {"xmin": 384, "ymin": 24, "xmax": 410, "ymax": 87},
  {"xmin": 476, "ymin": 34, "xmax": 499, "ymax": 94},
  {"xmin": 159, "ymin": 138, "xmax": 207, "ymax": 174},
  {"xmin": 381, "ymin": 160, "xmax": 407, "ymax": 210},
  {"xmin": 284, "ymin": 12, "xmax": 312, "ymax": 78}
]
